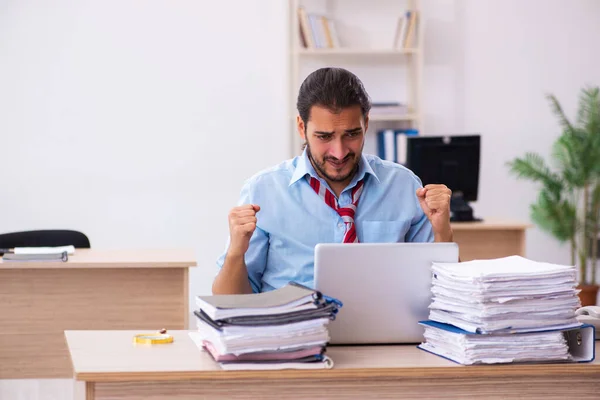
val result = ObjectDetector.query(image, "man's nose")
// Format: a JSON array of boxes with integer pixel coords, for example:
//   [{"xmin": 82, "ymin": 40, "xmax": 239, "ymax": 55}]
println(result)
[{"xmin": 329, "ymin": 138, "xmax": 348, "ymax": 160}]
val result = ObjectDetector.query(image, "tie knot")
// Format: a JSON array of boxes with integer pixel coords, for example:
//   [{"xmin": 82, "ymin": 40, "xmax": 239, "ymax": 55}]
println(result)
[{"xmin": 337, "ymin": 204, "xmax": 357, "ymax": 221}]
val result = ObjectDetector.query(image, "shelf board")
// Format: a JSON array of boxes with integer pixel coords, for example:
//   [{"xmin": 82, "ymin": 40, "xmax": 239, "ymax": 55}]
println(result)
[
  {"xmin": 296, "ymin": 48, "xmax": 419, "ymax": 56},
  {"xmin": 288, "ymin": 113, "xmax": 418, "ymax": 122},
  {"xmin": 369, "ymin": 113, "xmax": 418, "ymax": 121}
]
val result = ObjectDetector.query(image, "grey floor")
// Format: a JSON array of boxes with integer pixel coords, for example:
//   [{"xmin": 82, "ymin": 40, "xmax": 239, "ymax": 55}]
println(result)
[{"xmin": 0, "ymin": 380, "xmax": 83, "ymax": 400}]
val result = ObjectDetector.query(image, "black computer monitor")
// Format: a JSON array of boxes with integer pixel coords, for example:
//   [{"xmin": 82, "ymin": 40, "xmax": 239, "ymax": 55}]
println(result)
[{"xmin": 406, "ymin": 135, "xmax": 481, "ymax": 222}]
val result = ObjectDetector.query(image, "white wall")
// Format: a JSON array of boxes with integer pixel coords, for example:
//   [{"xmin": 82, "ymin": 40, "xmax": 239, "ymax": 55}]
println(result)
[
  {"xmin": 0, "ymin": 0, "xmax": 290, "ymax": 306},
  {"xmin": 1, "ymin": 0, "xmax": 599, "ymax": 313},
  {"xmin": 459, "ymin": 0, "xmax": 600, "ymax": 267}
]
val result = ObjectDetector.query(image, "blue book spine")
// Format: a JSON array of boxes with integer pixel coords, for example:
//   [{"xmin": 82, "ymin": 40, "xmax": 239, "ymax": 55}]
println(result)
[
  {"xmin": 377, "ymin": 130, "xmax": 397, "ymax": 162},
  {"xmin": 394, "ymin": 129, "xmax": 418, "ymax": 165}
]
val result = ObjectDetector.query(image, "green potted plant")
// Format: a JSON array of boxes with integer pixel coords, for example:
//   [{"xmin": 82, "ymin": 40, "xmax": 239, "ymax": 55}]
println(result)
[{"xmin": 507, "ymin": 86, "xmax": 600, "ymax": 306}]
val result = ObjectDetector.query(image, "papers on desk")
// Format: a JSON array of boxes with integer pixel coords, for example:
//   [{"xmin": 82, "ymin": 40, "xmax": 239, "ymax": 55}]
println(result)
[
  {"xmin": 419, "ymin": 256, "xmax": 593, "ymax": 365},
  {"xmin": 419, "ymin": 321, "xmax": 571, "ymax": 365},
  {"xmin": 195, "ymin": 283, "xmax": 321, "ymax": 320},
  {"xmin": 2, "ymin": 245, "xmax": 75, "ymax": 262},
  {"xmin": 13, "ymin": 245, "xmax": 75, "ymax": 255},
  {"xmin": 190, "ymin": 282, "xmax": 342, "ymax": 370},
  {"xmin": 428, "ymin": 256, "xmax": 581, "ymax": 334}
]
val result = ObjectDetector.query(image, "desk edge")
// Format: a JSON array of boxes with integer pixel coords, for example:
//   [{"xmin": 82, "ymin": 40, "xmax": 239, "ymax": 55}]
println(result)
[{"xmin": 74, "ymin": 363, "xmax": 600, "ymax": 383}]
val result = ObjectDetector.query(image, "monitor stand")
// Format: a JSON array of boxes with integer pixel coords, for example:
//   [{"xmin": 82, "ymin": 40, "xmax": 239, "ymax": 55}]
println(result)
[{"xmin": 450, "ymin": 194, "xmax": 482, "ymax": 222}]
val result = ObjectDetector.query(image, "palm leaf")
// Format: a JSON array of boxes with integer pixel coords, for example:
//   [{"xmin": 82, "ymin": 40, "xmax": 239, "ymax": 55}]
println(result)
[
  {"xmin": 547, "ymin": 93, "xmax": 577, "ymax": 135},
  {"xmin": 553, "ymin": 130, "xmax": 588, "ymax": 187},
  {"xmin": 576, "ymin": 86, "xmax": 600, "ymax": 132},
  {"xmin": 578, "ymin": 87, "xmax": 600, "ymax": 176},
  {"xmin": 530, "ymin": 187, "xmax": 577, "ymax": 243},
  {"xmin": 573, "ymin": 87, "xmax": 600, "ymax": 178},
  {"xmin": 507, "ymin": 153, "xmax": 563, "ymax": 196}
]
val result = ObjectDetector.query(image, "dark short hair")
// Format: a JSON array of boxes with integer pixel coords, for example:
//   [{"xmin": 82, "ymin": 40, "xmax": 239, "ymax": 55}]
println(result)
[{"xmin": 296, "ymin": 67, "xmax": 371, "ymax": 126}]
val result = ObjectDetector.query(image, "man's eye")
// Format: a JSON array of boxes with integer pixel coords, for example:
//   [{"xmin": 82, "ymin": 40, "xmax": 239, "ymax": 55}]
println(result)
[
  {"xmin": 347, "ymin": 131, "xmax": 361, "ymax": 137},
  {"xmin": 318, "ymin": 135, "xmax": 332, "ymax": 140}
]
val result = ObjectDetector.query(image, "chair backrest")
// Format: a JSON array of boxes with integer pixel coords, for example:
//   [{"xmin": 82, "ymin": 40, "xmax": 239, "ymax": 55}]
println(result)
[{"xmin": 0, "ymin": 230, "xmax": 91, "ymax": 249}]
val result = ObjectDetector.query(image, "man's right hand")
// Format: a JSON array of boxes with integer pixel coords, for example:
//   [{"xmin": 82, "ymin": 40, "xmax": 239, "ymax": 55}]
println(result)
[
  {"xmin": 227, "ymin": 204, "xmax": 260, "ymax": 258},
  {"xmin": 213, "ymin": 204, "xmax": 260, "ymax": 295}
]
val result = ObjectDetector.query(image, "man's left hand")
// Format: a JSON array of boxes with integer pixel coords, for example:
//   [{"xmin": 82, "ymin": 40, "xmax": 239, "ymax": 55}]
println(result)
[{"xmin": 416, "ymin": 184, "xmax": 453, "ymax": 242}]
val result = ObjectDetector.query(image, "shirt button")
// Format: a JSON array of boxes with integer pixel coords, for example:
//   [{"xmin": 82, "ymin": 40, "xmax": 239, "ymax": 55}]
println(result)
[{"xmin": 338, "ymin": 223, "xmax": 344, "ymax": 228}]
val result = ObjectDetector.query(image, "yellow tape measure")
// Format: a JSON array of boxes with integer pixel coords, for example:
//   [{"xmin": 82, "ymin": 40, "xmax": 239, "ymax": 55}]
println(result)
[{"xmin": 133, "ymin": 329, "xmax": 174, "ymax": 345}]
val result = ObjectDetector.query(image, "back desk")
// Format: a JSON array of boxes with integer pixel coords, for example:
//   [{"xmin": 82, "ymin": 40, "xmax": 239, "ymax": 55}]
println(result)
[
  {"xmin": 451, "ymin": 219, "xmax": 530, "ymax": 261},
  {"xmin": 0, "ymin": 249, "xmax": 196, "ymax": 378},
  {"xmin": 66, "ymin": 330, "xmax": 600, "ymax": 400}
]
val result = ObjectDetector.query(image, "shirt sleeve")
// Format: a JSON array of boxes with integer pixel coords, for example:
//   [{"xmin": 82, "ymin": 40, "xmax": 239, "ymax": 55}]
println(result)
[
  {"xmin": 215, "ymin": 179, "xmax": 269, "ymax": 293},
  {"xmin": 405, "ymin": 174, "xmax": 435, "ymax": 243}
]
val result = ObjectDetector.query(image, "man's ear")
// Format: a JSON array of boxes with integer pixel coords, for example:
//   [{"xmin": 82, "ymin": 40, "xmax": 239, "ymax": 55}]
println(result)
[
  {"xmin": 296, "ymin": 115, "xmax": 306, "ymax": 141},
  {"xmin": 364, "ymin": 115, "xmax": 369, "ymax": 133}
]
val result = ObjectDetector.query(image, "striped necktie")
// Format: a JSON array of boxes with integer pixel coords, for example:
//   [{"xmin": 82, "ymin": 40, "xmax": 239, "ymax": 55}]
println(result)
[{"xmin": 308, "ymin": 176, "xmax": 365, "ymax": 243}]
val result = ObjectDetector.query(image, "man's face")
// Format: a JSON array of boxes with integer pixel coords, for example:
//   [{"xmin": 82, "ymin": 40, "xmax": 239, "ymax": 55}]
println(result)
[{"xmin": 298, "ymin": 105, "xmax": 368, "ymax": 184}]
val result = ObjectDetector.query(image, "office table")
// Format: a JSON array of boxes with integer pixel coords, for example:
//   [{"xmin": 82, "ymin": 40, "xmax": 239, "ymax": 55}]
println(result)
[
  {"xmin": 66, "ymin": 330, "xmax": 600, "ymax": 400},
  {"xmin": 0, "ymin": 249, "xmax": 196, "ymax": 379},
  {"xmin": 451, "ymin": 219, "xmax": 530, "ymax": 261}
]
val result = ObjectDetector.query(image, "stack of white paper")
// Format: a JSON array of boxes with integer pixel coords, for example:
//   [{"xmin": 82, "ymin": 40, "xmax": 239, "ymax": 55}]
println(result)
[
  {"xmin": 193, "ymin": 317, "xmax": 331, "ymax": 356},
  {"xmin": 419, "ymin": 321, "xmax": 570, "ymax": 365},
  {"xmin": 428, "ymin": 256, "xmax": 581, "ymax": 334},
  {"xmin": 190, "ymin": 283, "xmax": 341, "ymax": 370}
]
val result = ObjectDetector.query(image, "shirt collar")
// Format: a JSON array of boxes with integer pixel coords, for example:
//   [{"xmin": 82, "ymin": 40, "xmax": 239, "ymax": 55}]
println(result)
[{"xmin": 289, "ymin": 149, "xmax": 380, "ymax": 187}]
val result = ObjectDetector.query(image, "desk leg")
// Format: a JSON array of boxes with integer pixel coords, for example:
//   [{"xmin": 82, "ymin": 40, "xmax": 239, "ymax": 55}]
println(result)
[
  {"xmin": 183, "ymin": 268, "xmax": 189, "ymax": 329},
  {"xmin": 86, "ymin": 382, "xmax": 95, "ymax": 400},
  {"xmin": 517, "ymin": 229, "xmax": 526, "ymax": 256}
]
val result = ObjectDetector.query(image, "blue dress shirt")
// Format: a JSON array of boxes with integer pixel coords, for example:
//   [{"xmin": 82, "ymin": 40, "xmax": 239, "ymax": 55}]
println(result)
[{"xmin": 216, "ymin": 150, "xmax": 434, "ymax": 293}]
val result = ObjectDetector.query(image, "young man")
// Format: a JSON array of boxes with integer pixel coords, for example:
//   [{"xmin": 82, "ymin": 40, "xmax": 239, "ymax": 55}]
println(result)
[{"xmin": 213, "ymin": 67, "xmax": 453, "ymax": 295}]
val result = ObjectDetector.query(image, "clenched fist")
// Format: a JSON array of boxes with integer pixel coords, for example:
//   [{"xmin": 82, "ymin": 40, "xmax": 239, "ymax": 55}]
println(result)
[
  {"xmin": 228, "ymin": 204, "xmax": 260, "ymax": 258},
  {"xmin": 416, "ymin": 184, "xmax": 453, "ymax": 242}
]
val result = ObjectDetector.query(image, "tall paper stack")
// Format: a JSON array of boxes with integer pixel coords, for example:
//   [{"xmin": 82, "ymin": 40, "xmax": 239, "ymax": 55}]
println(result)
[{"xmin": 419, "ymin": 256, "xmax": 584, "ymax": 365}]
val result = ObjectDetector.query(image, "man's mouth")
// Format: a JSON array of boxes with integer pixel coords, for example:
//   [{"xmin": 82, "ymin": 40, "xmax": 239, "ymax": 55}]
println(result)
[{"xmin": 326, "ymin": 157, "xmax": 350, "ymax": 168}]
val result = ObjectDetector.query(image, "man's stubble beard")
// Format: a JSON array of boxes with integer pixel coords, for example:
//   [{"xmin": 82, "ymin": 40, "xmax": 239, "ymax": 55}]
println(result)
[{"xmin": 305, "ymin": 141, "xmax": 361, "ymax": 183}]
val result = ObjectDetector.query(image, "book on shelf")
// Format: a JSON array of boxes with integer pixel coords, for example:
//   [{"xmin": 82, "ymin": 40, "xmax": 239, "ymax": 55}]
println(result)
[
  {"xmin": 393, "ymin": 10, "xmax": 419, "ymax": 50},
  {"xmin": 297, "ymin": 6, "xmax": 340, "ymax": 49},
  {"xmin": 298, "ymin": 7, "xmax": 418, "ymax": 51},
  {"xmin": 377, "ymin": 128, "xmax": 418, "ymax": 165}
]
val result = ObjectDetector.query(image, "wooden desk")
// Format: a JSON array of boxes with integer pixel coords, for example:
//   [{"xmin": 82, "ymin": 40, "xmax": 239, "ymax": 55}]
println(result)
[
  {"xmin": 451, "ymin": 219, "xmax": 531, "ymax": 261},
  {"xmin": 66, "ymin": 330, "xmax": 600, "ymax": 400},
  {"xmin": 0, "ymin": 249, "xmax": 196, "ymax": 379}
]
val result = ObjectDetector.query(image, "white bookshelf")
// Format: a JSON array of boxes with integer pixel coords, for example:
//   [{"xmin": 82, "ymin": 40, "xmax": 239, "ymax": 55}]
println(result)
[
  {"xmin": 369, "ymin": 113, "xmax": 419, "ymax": 122},
  {"xmin": 288, "ymin": 0, "xmax": 423, "ymax": 157}
]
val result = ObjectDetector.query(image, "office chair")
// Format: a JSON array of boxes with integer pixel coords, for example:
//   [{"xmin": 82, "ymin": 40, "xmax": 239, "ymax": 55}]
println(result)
[{"xmin": 0, "ymin": 230, "xmax": 91, "ymax": 250}]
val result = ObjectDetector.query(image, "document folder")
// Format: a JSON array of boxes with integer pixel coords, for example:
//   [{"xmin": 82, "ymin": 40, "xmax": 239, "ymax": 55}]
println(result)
[{"xmin": 418, "ymin": 320, "xmax": 595, "ymax": 364}]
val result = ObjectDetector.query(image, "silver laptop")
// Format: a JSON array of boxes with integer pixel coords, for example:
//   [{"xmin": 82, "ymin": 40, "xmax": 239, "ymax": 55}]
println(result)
[{"xmin": 314, "ymin": 242, "xmax": 459, "ymax": 344}]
